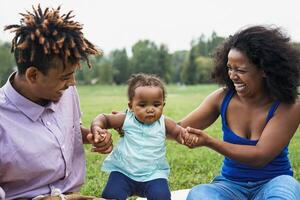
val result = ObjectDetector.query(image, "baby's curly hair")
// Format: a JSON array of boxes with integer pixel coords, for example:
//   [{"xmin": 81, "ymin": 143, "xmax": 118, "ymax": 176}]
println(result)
[
  {"xmin": 127, "ymin": 73, "xmax": 166, "ymax": 101},
  {"xmin": 4, "ymin": 4, "xmax": 102, "ymax": 74},
  {"xmin": 212, "ymin": 25, "xmax": 300, "ymax": 103}
]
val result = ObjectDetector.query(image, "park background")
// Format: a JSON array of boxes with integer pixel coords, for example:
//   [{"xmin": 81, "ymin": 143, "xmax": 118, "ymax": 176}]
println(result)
[{"xmin": 1, "ymin": 0, "xmax": 300, "ymax": 198}]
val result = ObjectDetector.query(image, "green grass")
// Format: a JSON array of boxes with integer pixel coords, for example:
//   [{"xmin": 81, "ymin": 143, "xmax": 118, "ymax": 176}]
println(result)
[{"xmin": 78, "ymin": 84, "xmax": 300, "ymax": 198}]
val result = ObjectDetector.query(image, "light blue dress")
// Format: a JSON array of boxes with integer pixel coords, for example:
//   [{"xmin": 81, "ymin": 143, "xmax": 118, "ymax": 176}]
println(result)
[{"xmin": 102, "ymin": 110, "xmax": 170, "ymax": 182}]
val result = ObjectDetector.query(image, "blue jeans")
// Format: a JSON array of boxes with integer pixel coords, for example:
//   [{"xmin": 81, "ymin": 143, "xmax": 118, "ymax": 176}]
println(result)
[
  {"xmin": 102, "ymin": 171, "xmax": 171, "ymax": 200},
  {"xmin": 187, "ymin": 175, "xmax": 300, "ymax": 200}
]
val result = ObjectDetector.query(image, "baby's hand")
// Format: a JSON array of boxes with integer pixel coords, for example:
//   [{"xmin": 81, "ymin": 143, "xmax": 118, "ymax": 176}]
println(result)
[
  {"xmin": 176, "ymin": 127, "xmax": 188, "ymax": 144},
  {"xmin": 182, "ymin": 128, "xmax": 200, "ymax": 147},
  {"xmin": 90, "ymin": 125, "xmax": 108, "ymax": 145}
]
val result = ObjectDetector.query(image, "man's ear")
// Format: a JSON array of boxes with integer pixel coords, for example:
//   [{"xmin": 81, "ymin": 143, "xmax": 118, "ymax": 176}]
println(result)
[{"xmin": 25, "ymin": 66, "xmax": 39, "ymax": 83}]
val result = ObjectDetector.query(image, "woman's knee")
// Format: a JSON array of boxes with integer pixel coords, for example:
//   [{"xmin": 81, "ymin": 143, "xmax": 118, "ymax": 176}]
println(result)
[
  {"xmin": 187, "ymin": 184, "xmax": 216, "ymax": 200},
  {"xmin": 261, "ymin": 175, "xmax": 300, "ymax": 200}
]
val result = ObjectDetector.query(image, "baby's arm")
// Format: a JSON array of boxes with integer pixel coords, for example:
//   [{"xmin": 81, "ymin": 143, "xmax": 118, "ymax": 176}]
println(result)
[
  {"xmin": 165, "ymin": 117, "xmax": 198, "ymax": 145},
  {"xmin": 91, "ymin": 113, "xmax": 126, "ymax": 145},
  {"xmin": 165, "ymin": 117, "xmax": 184, "ymax": 143}
]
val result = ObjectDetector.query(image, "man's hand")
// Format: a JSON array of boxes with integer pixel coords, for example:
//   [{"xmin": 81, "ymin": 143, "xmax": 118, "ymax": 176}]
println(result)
[{"xmin": 87, "ymin": 125, "xmax": 113, "ymax": 154}]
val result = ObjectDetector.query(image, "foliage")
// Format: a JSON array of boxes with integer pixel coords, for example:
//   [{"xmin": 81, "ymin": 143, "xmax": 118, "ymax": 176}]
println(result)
[
  {"xmin": 170, "ymin": 50, "xmax": 188, "ymax": 83},
  {"xmin": 195, "ymin": 56, "xmax": 214, "ymax": 83},
  {"xmin": 181, "ymin": 46, "xmax": 197, "ymax": 84},
  {"xmin": 110, "ymin": 49, "xmax": 130, "ymax": 84},
  {"xmin": 2, "ymin": 33, "xmax": 299, "ymax": 86},
  {"xmin": 194, "ymin": 31, "xmax": 225, "ymax": 57},
  {"xmin": 0, "ymin": 42, "xmax": 15, "ymax": 86}
]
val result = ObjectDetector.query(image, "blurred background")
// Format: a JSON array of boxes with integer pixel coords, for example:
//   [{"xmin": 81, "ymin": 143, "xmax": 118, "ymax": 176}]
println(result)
[{"xmin": 1, "ymin": 0, "xmax": 300, "ymax": 86}]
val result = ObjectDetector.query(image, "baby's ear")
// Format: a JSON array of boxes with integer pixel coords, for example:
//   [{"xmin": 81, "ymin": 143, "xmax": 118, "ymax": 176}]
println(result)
[
  {"xmin": 128, "ymin": 101, "xmax": 132, "ymax": 110},
  {"xmin": 163, "ymin": 102, "xmax": 166, "ymax": 107}
]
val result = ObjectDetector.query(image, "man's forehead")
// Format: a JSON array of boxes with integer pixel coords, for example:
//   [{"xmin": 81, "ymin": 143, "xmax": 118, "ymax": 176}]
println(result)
[{"xmin": 49, "ymin": 57, "xmax": 78, "ymax": 73}]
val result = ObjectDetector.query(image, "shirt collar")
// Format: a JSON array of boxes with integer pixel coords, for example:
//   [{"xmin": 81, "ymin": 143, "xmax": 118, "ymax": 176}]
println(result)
[{"xmin": 2, "ymin": 72, "xmax": 57, "ymax": 121}]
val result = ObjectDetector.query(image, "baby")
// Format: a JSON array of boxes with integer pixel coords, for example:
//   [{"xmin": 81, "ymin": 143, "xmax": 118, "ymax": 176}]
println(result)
[{"xmin": 91, "ymin": 73, "xmax": 197, "ymax": 200}]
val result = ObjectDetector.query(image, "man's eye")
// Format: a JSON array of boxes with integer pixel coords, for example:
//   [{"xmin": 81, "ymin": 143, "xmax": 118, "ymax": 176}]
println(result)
[{"xmin": 61, "ymin": 77, "xmax": 70, "ymax": 81}]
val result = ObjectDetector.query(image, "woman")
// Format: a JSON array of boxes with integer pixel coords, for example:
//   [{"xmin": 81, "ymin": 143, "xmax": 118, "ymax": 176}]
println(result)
[{"xmin": 180, "ymin": 26, "xmax": 300, "ymax": 199}]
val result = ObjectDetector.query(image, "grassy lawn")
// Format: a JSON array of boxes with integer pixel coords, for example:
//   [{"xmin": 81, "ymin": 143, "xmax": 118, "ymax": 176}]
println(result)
[{"xmin": 78, "ymin": 84, "xmax": 300, "ymax": 197}]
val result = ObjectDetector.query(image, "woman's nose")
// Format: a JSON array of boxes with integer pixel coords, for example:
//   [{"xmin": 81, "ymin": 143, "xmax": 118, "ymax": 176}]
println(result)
[{"xmin": 229, "ymin": 70, "xmax": 238, "ymax": 80}]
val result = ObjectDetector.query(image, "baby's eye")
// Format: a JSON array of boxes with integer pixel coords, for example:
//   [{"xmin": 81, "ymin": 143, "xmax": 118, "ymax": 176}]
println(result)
[
  {"xmin": 139, "ymin": 104, "xmax": 146, "ymax": 107},
  {"xmin": 154, "ymin": 103, "xmax": 161, "ymax": 107}
]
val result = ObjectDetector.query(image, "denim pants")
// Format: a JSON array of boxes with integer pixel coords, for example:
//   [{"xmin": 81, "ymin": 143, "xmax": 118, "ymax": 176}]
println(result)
[
  {"xmin": 102, "ymin": 171, "xmax": 171, "ymax": 200},
  {"xmin": 187, "ymin": 175, "xmax": 300, "ymax": 200}
]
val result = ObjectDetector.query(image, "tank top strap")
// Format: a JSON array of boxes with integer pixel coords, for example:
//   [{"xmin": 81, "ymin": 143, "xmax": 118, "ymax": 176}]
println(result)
[
  {"xmin": 220, "ymin": 89, "xmax": 235, "ymax": 119},
  {"xmin": 265, "ymin": 100, "xmax": 280, "ymax": 123}
]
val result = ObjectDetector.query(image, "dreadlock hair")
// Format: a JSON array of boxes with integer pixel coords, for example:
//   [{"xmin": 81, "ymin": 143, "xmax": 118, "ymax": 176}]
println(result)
[
  {"xmin": 127, "ymin": 73, "xmax": 166, "ymax": 101},
  {"xmin": 4, "ymin": 4, "xmax": 102, "ymax": 74},
  {"xmin": 212, "ymin": 25, "xmax": 300, "ymax": 103}
]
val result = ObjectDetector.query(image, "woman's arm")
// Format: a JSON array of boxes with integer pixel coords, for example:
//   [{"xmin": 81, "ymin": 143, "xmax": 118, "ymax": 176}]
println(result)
[
  {"xmin": 179, "ymin": 88, "xmax": 224, "ymax": 129},
  {"xmin": 187, "ymin": 101, "xmax": 300, "ymax": 167}
]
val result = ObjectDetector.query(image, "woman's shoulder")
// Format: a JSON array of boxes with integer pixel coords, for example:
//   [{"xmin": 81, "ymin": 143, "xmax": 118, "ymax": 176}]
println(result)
[
  {"xmin": 206, "ymin": 87, "xmax": 229, "ymax": 104},
  {"xmin": 275, "ymin": 99, "xmax": 300, "ymax": 121}
]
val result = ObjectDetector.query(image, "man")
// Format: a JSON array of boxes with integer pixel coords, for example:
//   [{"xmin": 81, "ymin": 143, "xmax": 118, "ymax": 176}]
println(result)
[{"xmin": 0, "ymin": 5, "xmax": 112, "ymax": 199}]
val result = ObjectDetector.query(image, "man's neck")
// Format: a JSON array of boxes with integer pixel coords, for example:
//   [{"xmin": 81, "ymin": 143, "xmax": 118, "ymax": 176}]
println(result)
[{"xmin": 11, "ymin": 72, "xmax": 48, "ymax": 106}]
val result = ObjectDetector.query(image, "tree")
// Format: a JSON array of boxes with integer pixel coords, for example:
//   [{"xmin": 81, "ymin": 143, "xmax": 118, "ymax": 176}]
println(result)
[
  {"xmin": 110, "ymin": 49, "xmax": 129, "ymax": 84},
  {"xmin": 0, "ymin": 42, "xmax": 15, "ymax": 86},
  {"xmin": 170, "ymin": 50, "xmax": 188, "ymax": 83},
  {"xmin": 131, "ymin": 40, "xmax": 159, "ymax": 74},
  {"xmin": 98, "ymin": 59, "xmax": 113, "ymax": 84},
  {"xmin": 157, "ymin": 44, "xmax": 171, "ymax": 83},
  {"xmin": 75, "ymin": 55, "xmax": 104, "ymax": 84},
  {"xmin": 181, "ymin": 46, "xmax": 197, "ymax": 84},
  {"xmin": 195, "ymin": 56, "xmax": 214, "ymax": 83}
]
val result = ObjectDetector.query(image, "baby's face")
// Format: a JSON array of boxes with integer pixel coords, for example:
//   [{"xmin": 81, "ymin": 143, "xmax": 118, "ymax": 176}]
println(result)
[{"xmin": 129, "ymin": 86, "xmax": 165, "ymax": 125}]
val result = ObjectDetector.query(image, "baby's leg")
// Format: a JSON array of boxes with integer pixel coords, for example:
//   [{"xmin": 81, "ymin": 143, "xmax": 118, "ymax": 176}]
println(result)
[
  {"xmin": 102, "ymin": 171, "xmax": 134, "ymax": 200},
  {"xmin": 144, "ymin": 178, "xmax": 171, "ymax": 200}
]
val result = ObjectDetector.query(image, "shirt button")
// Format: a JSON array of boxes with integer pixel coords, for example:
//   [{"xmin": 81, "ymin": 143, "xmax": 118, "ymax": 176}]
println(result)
[
  {"xmin": 46, "ymin": 121, "xmax": 51, "ymax": 126},
  {"xmin": 62, "ymin": 145, "xmax": 65, "ymax": 150}
]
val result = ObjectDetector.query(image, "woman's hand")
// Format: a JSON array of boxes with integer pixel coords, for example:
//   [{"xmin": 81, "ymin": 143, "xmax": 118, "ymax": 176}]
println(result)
[{"xmin": 184, "ymin": 127, "xmax": 209, "ymax": 148}]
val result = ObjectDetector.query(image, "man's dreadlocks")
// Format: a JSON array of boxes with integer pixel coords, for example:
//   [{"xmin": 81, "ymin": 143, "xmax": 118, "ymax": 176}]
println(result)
[{"xmin": 4, "ymin": 4, "xmax": 102, "ymax": 74}]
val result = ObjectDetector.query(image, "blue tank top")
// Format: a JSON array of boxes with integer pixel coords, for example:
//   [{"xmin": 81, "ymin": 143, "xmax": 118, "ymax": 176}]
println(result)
[{"xmin": 220, "ymin": 90, "xmax": 293, "ymax": 182}]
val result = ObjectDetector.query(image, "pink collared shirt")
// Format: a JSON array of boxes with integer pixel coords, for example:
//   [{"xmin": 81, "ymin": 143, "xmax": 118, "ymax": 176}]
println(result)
[{"xmin": 0, "ymin": 74, "xmax": 85, "ymax": 199}]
